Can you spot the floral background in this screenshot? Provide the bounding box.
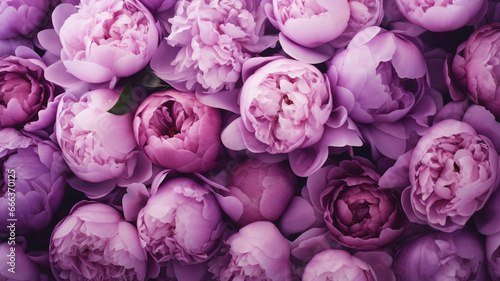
[0,0,500,280]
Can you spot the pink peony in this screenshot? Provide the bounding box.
[55,89,151,198]
[0,47,55,129]
[49,202,148,281]
[404,119,498,232]
[306,157,407,250]
[222,56,362,176]
[328,26,428,124]
[209,221,293,281]
[56,0,158,84]
[447,23,500,120]
[151,0,277,94]
[133,89,221,173]
[136,175,225,265]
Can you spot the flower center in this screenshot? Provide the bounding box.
[350,201,371,225]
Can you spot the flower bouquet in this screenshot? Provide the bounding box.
[1,0,500,280]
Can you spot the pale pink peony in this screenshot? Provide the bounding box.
[222,56,362,177]
[405,119,498,232]
[209,221,293,281]
[136,176,225,265]
[0,47,55,129]
[57,0,158,84]
[151,0,277,94]
[55,89,151,198]
[49,202,148,281]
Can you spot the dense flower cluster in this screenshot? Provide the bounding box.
[2,0,500,280]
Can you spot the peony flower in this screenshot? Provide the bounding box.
[215,159,297,226]
[54,0,158,84]
[393,229,487,281]
[0,0,50,39]
[0,47,55,129]
[401,119,498,232]
[447,23,500,120]
[395,0,485,32]
[239,57,331,154]
[328,26,428,125]
[330,0,384,48]
[306,157,407,250]
[0,128,67,234]
[327,26,443,160]
[222,56,362,177]
[208,221,293,281]
[150,0,277,94]
[55,89,151,198]
[136,174,225,265]
[49,202,148,281]
[302,249,377,281]
[271,0,350,48]
[133,89,221,173]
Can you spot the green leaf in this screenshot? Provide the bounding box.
[108,82,134,115]
[132,66,171,90]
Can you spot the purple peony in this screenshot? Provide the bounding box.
[0,0,50,39]
[222,56,362,177]
[136,174,225,265]
[49,202,148,281]
[328,26,428,125]
[271,0,350,48]
[306,157,407,250]
[55,0,158,84]
[0,128,66,234]
[55,89,150,198]
[302,249,377,281]
[208,221,292,281]
[150,0,277,94]
[393,229,487,281]
[0,47,55,129]
[215,159,297,226]
[395,0,485,32]
[403,119,498,232]
[447,23,500,119]
[133,89,221,173]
